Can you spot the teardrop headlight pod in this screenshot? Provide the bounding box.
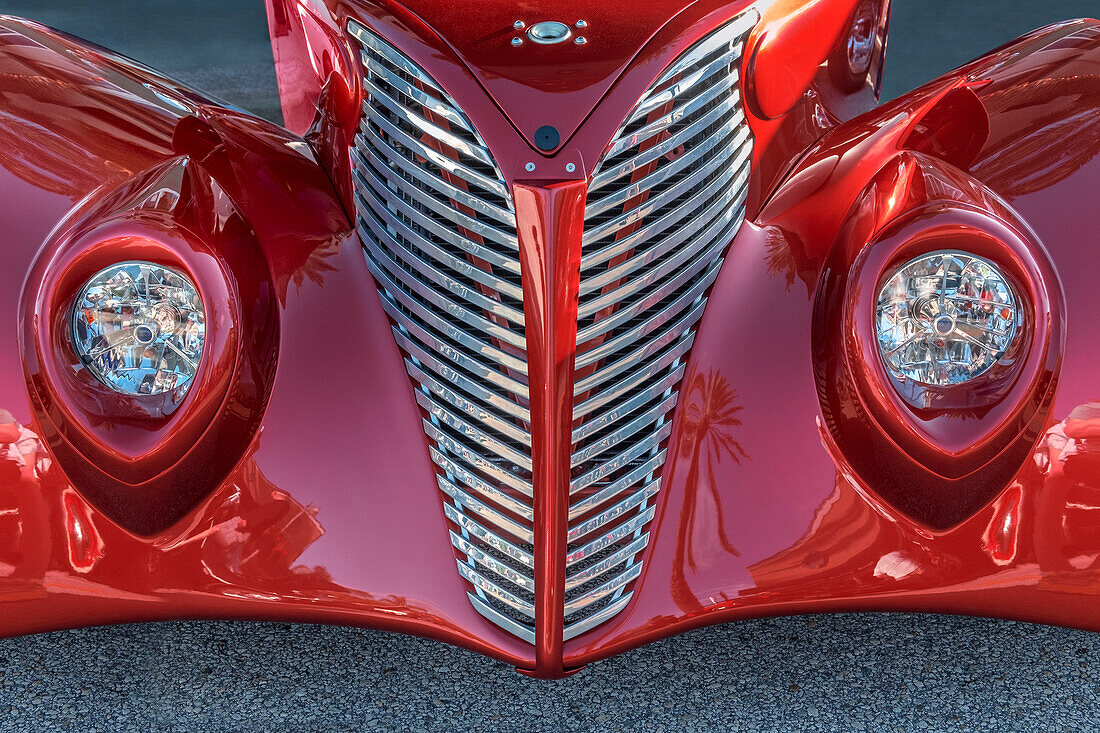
[875,251,1020,386]
[72,262,206,396]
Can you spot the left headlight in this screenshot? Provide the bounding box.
[875,250,1019,386]
[72,261,206,396]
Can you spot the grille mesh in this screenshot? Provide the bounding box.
[564,12,756,639]
[348,10,755,645]
[349,21,537,643]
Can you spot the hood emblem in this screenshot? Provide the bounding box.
[526,21,572,45]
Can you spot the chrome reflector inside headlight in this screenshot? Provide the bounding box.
[875,251,1019,386]
[72,262,205,396]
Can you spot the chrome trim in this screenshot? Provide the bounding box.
[349,19,537,642]
[358,192,522,300]
[444,504,534,568]
[563,562,642,615]
[360,54,473,133]
[355,128,514,224]
[564,12,756,636]
[564,534,650,590]
[355,144,518,249]
[349,11,756,643]
[563,594,634,642]
[567,483,661,542]
[348,23,444,93]
[567,507,657,566]
[457,562,536,619]
[467,593,536,644]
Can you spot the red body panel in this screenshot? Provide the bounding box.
[1,3,1099,677]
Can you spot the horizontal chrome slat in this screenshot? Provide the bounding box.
[567,482,661,543]
[444,503,534,569]
[363,227,527,350]
[567,506,657,566]
[438,475,534,543]
[426,423,532,496]
[349,21,445,95]
[576,246,727,346]
[457,562,535,619]
[357,127,514,225]
[571,366,684,444]
[432,446,533,509]
[451,532,535,592]
[581,131,750,271]
[647,11,757,90]
[574,271,711,368]
[574,302,704,393]
[416,391,532,471]
[578,203,742,319]
[602,77,741,163]
[432,452,533,529]
[579,158,749,307]
[360,205,523,325]
[410,363,531,447]
[583,108,740,220]
[569,456,665,517]
[573,338,693,420]
[364,78,495,168]
[563,593,633,641]
[627,45,742,125]
[564,561,643,616]
[570,391,678,468]
[364,253,529,375]
[571,422,673,493]
[380,299,530,398]
[357,193,522,301]
[467,592,535,644]
[583,129,747,249]
[589,105,742,195]
[420,394,533,471]
[355,143,518,250]
[363,105,510,199]
[564,534,650,591]
[355,155,520,274]
[362,51,473,133]
[394,330,530,420]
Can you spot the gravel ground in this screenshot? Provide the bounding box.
[1,1,1099,731]
[2,613,1100,731]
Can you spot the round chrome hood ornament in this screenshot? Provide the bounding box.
[527,21,572,45]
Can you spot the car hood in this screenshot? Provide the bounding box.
[380,0,708,151]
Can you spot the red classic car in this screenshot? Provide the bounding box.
[0,0,1097,677]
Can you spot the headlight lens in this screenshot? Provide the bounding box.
[875,251,1018,386]
[72,262,206,396]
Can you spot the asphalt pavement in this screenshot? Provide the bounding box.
[0,1,1099,730]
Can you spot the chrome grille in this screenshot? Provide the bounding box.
[348,21,538,644]
[565,12,756,639]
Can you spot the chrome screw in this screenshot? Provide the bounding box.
[565,162,576,173]
[511,37,523,46]
[575,20,588,28]
[514,20,526,30]
[525,162,536,172]
[575,36,587,45]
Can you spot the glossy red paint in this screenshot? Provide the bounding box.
[0,3,1099,679]
[514,181,587,676]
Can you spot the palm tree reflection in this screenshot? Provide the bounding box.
[671,368,748,610]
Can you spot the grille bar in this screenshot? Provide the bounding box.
[350,20,537,639]
[349,9,756,646]
[564,12,756,638]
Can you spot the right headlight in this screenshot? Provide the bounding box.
[72,261,206,396]
[874,250,1020,386]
